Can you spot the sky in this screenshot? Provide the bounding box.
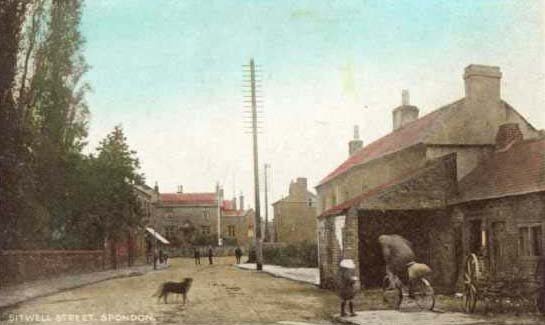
[80,0,545,214]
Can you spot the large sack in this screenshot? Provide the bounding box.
[407,262,432,280]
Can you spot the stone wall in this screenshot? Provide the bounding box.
[318,154,459,291]
[0,250,105,286]
[274,200,317,244]
[318,209,359,289]
[455,192,545,281]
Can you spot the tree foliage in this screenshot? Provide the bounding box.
[0,1,146,250]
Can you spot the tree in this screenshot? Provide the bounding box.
[87,126,145,266]
[28,0,90,247]
[0,0,38,249]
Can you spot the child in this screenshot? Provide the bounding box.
[337,259,359,317]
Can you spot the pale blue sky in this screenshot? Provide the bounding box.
[81,0,545,208]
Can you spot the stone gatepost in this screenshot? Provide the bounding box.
[342,207,361,288]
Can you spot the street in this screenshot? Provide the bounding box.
[1,257,338,325]
[2,257,543,325]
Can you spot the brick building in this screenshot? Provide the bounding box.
[273,178,317,243]
[316,64,543,291]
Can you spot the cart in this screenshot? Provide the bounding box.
[462,253,544,313]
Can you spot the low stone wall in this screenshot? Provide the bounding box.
[0,250,105,286]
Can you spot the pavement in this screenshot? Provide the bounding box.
[334,310,487,325]
[0,262,169,309]
[236,263,319,285]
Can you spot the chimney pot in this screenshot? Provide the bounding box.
[239,193,245,210]
[349,125,363,156]
[177,185,183,194]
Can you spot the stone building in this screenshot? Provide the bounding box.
[221,195,255,247]
[316,64,543,291]
[452,135,545,281]
[273,178,317,243]
[152,184,254,247]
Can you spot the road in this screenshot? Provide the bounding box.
[1,257,338,325]
[1,257,543,325]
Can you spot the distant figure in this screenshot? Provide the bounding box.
[208,246,214,265]
[194,248,201,265]
[337,259,358,317]
[235,247,243,264]
[159,249,164,264]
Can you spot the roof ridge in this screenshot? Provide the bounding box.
[421,98,465,142]
[318,98,465,186]
[320,154,456,217]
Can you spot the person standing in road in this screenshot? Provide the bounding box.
[208,246,214,265]
[194,247,201,265]
[235,247,243,264]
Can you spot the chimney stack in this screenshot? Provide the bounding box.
[177,185,183,194]
[495,123,523,151]
[349,125,363,156]
[154,181,159,193]
[464,65,501,102]
[232,197,237,210]
[392,90,419,130]
[239,193,244,210]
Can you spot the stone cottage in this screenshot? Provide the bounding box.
[152,184,254,247]
[221,195,255,247]
[273,177,317,243]
[316,64,543,291]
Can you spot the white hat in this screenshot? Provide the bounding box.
[340,259,355,269]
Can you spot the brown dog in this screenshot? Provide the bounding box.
[153,278,193,304]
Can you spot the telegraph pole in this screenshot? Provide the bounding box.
[264,163,270,242]
[243,58,263,270]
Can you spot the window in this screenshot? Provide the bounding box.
[308,198,313,207]
[165,226,176,239]
[201,226,211,235]
[532,226,543,256]
[519,225,543,257]
[470,220,483,253]
[228,225,236,237]
[202,209,210,220]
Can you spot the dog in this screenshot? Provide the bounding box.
[153,277,193,304]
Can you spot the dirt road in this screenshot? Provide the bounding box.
[2,257,338,324]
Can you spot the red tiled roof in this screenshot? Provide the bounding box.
[456,138,545,203]
[318,100,463,186]
[221,200,247,216]
[160,193,217,204]
[223,210,246,217]
[222,200,234,210]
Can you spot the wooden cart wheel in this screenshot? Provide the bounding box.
[462,254,480,313]
[535,260,545,314]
